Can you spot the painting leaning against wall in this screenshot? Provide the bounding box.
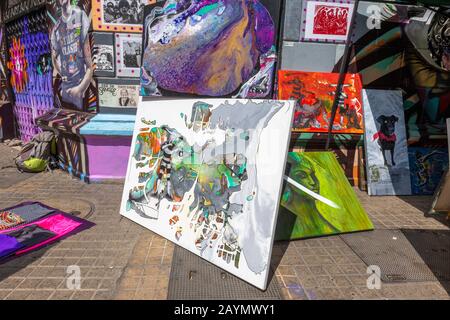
[363,89,412,196]
[275,151,373,241]
[120,98,295,290]
[408,147,449,196]
[278,70,364,133]
[140,0,282,99]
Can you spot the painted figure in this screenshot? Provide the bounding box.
[51,0,93,110]
[281,154,339,236]
[373,115,399,166]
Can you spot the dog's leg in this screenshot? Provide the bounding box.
[382,149,388,166]
[391,149,396,166]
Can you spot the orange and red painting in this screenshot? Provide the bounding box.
[278,70,364,134]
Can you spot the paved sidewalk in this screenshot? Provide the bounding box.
[0,143,448,300]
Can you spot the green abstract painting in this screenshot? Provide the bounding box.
[275,152,373,240]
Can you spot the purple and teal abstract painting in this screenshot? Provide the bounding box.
[140,0,281,98]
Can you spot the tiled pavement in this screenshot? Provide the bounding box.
[0,143,449,300]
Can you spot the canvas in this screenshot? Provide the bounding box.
[408,147,449,195]
[430,170,450,214]
[120,98,295,290]
[290,133,365,187]
[275,152,373,240]
[363,89,412,196]
[301,0,355,43]
[140,0,282,98]
[278,70,363,133]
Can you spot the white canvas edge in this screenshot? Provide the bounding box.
[119,98,295,290]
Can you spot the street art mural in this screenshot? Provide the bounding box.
[278,70,363,133]
[408,147,449,195]
[140,0,281,98]
[5,9,54,142]
[344,4,450,142]
[363,89,412,196]
[301,0,355,43]
[48,0,97,112]
[120,98,295,289]
[275,152,373,240]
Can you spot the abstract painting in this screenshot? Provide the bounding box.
[140,0,281,98]
[92,0,146,33]
[115,33,142,78]
[408,147,449,195]
[275,152,373,240]
[301,0,355,43]
[278,70,363,133]
[120,98,295,289]
[363,89,412,196]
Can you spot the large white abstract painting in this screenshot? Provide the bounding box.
[363,89,412,196]
[120,98,295,289]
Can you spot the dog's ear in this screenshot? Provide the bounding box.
[393,115,399,122]
[376,115,386,123]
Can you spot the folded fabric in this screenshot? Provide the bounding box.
[7,225,56,248]
[0,211,25,230]
[0,234,24,258]
[14,214,84,255]
[8,203,55,222]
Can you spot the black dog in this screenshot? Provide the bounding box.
[373,115,399,166]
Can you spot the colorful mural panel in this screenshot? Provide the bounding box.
[48,0,97,112]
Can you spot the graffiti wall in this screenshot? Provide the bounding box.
[343,3,449,144]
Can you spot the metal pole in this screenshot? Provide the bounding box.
[325,0,360,150]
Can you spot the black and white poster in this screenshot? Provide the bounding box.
[93,32,115,77]
[115,33,142,77]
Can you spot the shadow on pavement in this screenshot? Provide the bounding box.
[401,229,450,295]
[0,245,54,282]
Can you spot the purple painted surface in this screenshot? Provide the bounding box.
[85,135,132,180]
